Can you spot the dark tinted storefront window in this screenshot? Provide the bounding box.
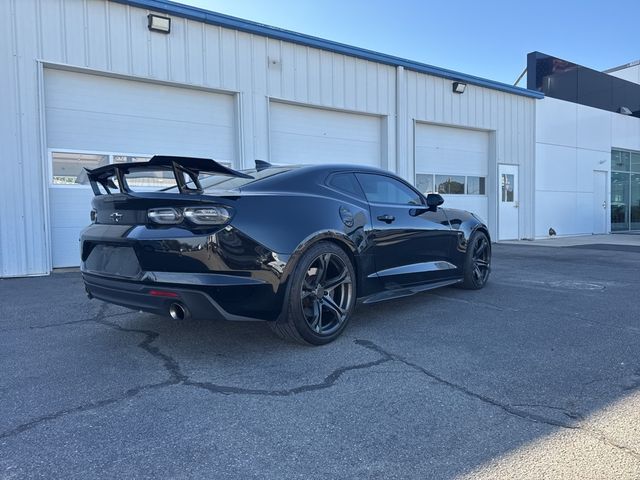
[528,52,640,118]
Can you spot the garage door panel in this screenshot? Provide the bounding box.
[49,188,92,267]
[416,124,489,153]
[271,135,380,165]
[49,188,94,229]
[271,104,380,141]
[415,124,489,176]
[47,109,236,161]
[45,70,233,126]
[415,145,486,176]
[50,227,83,268]
[270,102,381,166]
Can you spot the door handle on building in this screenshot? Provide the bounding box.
[514,201,519,208]
[602,201,607,209]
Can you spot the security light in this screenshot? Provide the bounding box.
[619,106,633,115]
[452,81,466,94]
[148,14,171,34]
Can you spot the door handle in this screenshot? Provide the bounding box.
[602,201,607,209]
[377,214,396,224]
[514,201,519,208]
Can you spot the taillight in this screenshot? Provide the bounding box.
[148,208,183,224]
[90,209,97,223]
[183,206,231,225]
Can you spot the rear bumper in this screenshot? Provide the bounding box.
[82,271,274,321]
[80,223,291,321]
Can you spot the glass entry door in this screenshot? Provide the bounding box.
[611,149,640,231]
[632,173,640,230]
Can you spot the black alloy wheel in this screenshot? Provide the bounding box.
[270,242,356,345]
[300,252,353,336]
[461,231,491,289]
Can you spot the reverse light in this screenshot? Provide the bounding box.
[183,206,231,225]
[148,207,182,224]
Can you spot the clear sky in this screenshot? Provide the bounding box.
[174,0,640,86]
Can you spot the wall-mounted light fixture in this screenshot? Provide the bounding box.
[452,81,466,94]
[619,106,632,115]
[148,14,171,34]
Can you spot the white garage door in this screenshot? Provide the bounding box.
[269,102,381,166]
[45,69,237,267]
[414,123,489,223]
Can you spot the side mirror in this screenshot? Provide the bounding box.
[426,193,444,208]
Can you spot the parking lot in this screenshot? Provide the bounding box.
[1,242,640,479]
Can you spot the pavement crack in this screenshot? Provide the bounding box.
[0,326,391,439]
[0,310,133,333]
[184,353,392,397]
[0,382,172,441]
[510,403,583,420]
[355,339,640,461]
[93,317,187,384]
[0,305,181,441]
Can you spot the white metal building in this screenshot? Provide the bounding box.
[529,53,640,237]
[1,0,541,277]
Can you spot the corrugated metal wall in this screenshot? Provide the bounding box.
[0,0,535,277]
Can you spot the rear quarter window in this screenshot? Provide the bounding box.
[327,173,365,200]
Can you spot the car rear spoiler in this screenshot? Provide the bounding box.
[85,155,253,195]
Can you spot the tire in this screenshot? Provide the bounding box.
[269,242,356,345]
[460,231,491,290]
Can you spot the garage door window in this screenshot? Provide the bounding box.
[466,176,486,195]
[415,174,434,195]
[435,175,465,195]
[416,173,485,195]
[51,151,152,186]
[52,152,109,185]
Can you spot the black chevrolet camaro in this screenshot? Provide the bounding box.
[80,156,491,345]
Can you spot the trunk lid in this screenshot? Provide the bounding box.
[90,192,238,225]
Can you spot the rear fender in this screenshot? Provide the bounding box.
[278,229,376,300]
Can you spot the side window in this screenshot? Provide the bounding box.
[355,173,423,205]
[327,173,365,199]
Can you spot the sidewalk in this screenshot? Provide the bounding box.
[500,233,640,248]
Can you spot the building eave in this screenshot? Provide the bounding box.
[113,0,544,99]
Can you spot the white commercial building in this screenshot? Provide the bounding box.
[529,53,640,237]
[2,1,638,278]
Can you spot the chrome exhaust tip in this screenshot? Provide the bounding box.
[168,302,189,321]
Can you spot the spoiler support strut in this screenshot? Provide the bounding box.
[85,155,252,195]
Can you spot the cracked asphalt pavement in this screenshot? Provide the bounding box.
[1,243,640,479]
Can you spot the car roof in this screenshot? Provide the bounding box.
[236,162,404,194]
[256,163,391,175]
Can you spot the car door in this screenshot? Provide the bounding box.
[355,172,457,288]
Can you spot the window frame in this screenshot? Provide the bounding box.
[414,172,487,196]
[49,148,153,189]
[48,148,233,188]
[355,172,426,207]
